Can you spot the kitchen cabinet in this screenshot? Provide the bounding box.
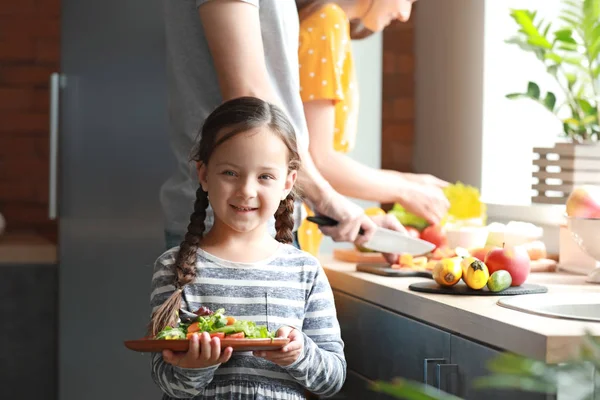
[447,334,552,400]
[333,290,555,400]
[333,290,451,383]
[0,264,57,399]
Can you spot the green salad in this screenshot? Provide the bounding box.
[155,307,275,340]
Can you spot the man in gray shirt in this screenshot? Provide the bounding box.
[160,0,383,250]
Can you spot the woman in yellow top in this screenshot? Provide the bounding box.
[296,0,449,225]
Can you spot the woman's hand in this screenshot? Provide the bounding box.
[162,332,233,369]
[253,326,304,367]
[402,173,449,188]
[395,177,450,226]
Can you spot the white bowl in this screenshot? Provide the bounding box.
[445,226,489,249]
[567,217,600,261]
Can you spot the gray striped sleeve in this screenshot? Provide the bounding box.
[282,261,347,397]
[149,251,219,398]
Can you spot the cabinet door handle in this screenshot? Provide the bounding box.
[423,358,446,385]
[436,363,459,395]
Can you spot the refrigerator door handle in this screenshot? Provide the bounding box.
[49,72,61,220]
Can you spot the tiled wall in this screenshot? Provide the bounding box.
[0,0,60,242]
[381,13,415,178]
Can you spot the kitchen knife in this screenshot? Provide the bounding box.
[306,215,436,256]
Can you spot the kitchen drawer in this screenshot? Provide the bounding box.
[333,290,451,383]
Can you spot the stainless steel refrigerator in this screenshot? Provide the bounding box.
[58,0,172,398]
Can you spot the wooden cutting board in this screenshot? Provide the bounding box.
[333,248,558,272]
[333,248,386,263]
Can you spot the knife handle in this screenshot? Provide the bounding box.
[306,216,366,235]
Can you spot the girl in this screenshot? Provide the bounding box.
[149,97,346,399]
[295,0,450,227]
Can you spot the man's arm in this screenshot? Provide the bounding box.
[197,0,375,242]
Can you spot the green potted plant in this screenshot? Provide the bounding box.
[503,0,600,204]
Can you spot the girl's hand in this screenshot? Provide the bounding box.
[253,326,303,367]
[162,332,233,369]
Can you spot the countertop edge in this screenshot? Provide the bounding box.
[321,255,591,364]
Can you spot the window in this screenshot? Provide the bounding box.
[481,0,568,208]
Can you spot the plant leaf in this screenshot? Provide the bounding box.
[545,52,563,63]
[544,92,557,111]
[563,56,585,65]
[527,82,541,99]
[577,98,595,115]
[473,375,557,394]
[582,114,598,125]
[485,352,551,378]
[547,64,560,77]
[558,42,580,51]
[589,25,600,59]
[554,28,577,44]
[370,379,463,400]
[510,9,541,37]
[564,117,582,128]
[565,72,578,87]
[506,93,528,99]
[528,36,553,49]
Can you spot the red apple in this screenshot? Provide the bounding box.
[406,226,420,239]
[484,244,531,286]
[420,225,447,249]
[566,185,600,218]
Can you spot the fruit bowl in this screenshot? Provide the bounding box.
[567,216,600,283]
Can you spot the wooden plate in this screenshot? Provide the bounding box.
[124,338,290,353]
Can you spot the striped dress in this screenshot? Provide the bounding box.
[150,244,346,399]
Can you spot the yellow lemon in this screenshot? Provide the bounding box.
[432,257,462,287]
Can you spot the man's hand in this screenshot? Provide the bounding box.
[313,190,377,243]
[368,214,408,264]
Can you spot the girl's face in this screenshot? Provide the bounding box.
[198,127,297,236]
[361,0,417,32]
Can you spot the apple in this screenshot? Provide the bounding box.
[406,226,420,239]
[470,245,498,262]
[484,244,531,286]
[420,225,447,249]
[566,185,600,218]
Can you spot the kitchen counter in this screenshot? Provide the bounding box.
[0,233,57,264]
[320,254,600,364]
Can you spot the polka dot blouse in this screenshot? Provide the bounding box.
[299,4,358,154]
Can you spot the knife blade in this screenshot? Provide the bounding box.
[306,215,436,256]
